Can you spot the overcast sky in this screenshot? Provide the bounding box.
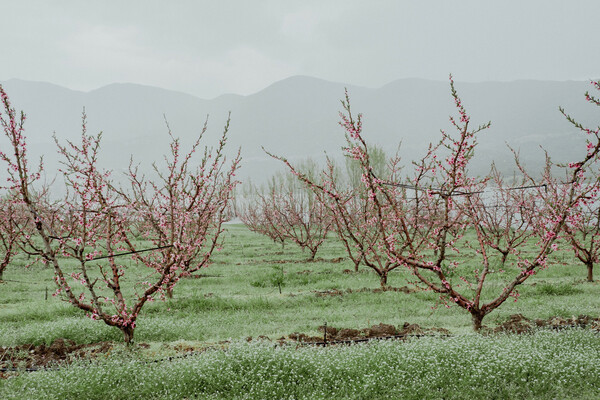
[2,0,599,98]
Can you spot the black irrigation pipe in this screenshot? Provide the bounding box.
[295,333,453,347]
[184,274,224,278]
[376,181,484,196]
[505,184,548,192]
[144,350,208,365]
[0,366,60,373]
[0,352,204,373]
[92,245,173,260]
[0,279,45,285]
[370,171,548,196]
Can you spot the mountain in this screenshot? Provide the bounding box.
[0,76,595,185]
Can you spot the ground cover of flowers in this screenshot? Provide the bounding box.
[1,330,599,399]
[1,225,600,398]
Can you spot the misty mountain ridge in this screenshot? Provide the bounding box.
[0,76,595,186]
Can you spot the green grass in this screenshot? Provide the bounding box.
[0,224,599,398]
[1,330,599,399]
[2,224,598,345]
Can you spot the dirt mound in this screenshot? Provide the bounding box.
[314,289,345,297]
[0,338,114,372]
[366,323,397,337]
[399,322,425,335]
[337,328,361,339]
[287,322,445,344]
[297,269,312,275]
[287,332,323,343]
[429,327,452,335]
[494,314,600,334]
[372,286,415,294]
[313,286,415,297]
[493,314,535,334]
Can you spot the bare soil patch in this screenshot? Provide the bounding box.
[312,286,415,297]
[493,314,600,334]
[297,269,313,275]
[4,314,596,377]
[0,338,116,373]
[286,322,450,344]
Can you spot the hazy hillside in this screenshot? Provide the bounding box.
[0,76,595,185]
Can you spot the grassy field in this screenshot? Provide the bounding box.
[1,224,599,399]
[2,331,600,399]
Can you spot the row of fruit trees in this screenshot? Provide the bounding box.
[1,78,599,341]
[247,77,600,330]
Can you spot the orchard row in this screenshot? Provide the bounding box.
[242,77,600,331]
[1,78,599,342]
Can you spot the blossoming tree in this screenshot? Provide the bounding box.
[0,84,239,343]
[271,77,600,330]
[241,166,331,261]
[559,81,600,282]
[471,166,541,267]
[124,117,240,298]
[300,157,403,286]
[0,192,25,280]
[562,195,600,282]
[238,184,287,247]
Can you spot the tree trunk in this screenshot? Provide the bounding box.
[308,247,318,261]
[121,325,135,345]
[0,259,8,280]
[500,251,509,266]
[379,272,388,288]
[165,276,176,298]
[586,261,594,282]
[354,259,360,272]
[471,311,484,332]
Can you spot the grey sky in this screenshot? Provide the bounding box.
[2,0,599,98]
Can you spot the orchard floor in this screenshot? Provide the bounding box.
[1,224,599,399]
